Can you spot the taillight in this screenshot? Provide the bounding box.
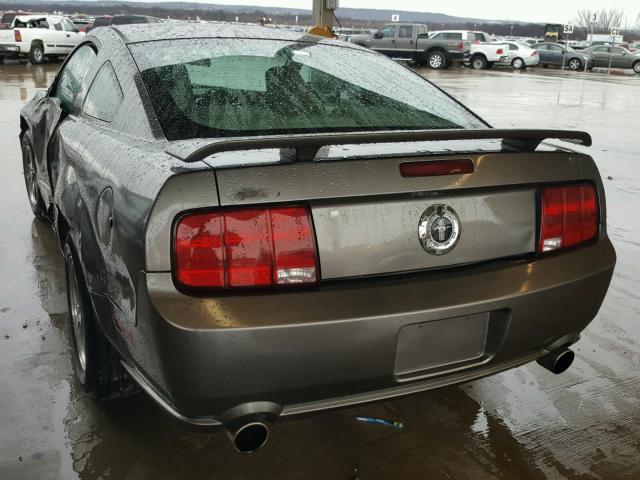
[174,206,317,288]
[539,184,598,253]
[496,48,504,55]
[14,30,22,42]
[531,51,538,56]
[458,42,464,50]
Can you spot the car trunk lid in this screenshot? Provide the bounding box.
[211,148,583,280]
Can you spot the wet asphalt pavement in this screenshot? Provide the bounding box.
[0,62,639,480]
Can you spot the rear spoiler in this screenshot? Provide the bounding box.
[166,129,592,163]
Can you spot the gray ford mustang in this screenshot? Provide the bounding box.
[20,23,615,453]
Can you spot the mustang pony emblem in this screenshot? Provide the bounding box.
[418,204,461,255]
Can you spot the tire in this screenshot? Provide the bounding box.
[64,239,137,399]
[633,61,640,74]
[427,51,446,70]
[471,54,487,70]
[512,57,525,70]
[21,131,48,220]
[28,42,45,64]
[568,58,582,71]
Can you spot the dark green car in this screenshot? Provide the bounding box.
[583,45,640,73]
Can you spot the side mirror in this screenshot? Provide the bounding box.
[373,31,383,39]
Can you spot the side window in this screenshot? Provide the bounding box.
[34,19,49,29]
[444,33,462,40]
[611,47,624,54]
[54,21,62,31]
[62,19,76,32]
[508,43,518,51]
[83,62,123,122]
[54,45,97,112]
[381,25,396,38]
[398,26,413,38]
[431,33,444,39]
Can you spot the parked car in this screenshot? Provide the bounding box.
[582,45,640,73]
[430,30,509,70]
[0,15,84,64]
[110,15,162,25]
[20,23,615,453]
[530,42,593,70]
[335,27,370,42]
[502,41,539,69]
[70,16,93,34]
[349,23,470,69]
[85,15,111,33]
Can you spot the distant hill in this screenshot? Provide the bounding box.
[3,0,531,25]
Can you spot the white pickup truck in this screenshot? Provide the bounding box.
[0,15,83,64]
[429,30,509,70]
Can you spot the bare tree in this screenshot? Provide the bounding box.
[572,8,627,34]
[596,8,626,32]
[573,9,594,31]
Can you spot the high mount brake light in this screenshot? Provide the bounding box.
[399,159,474,177]
[539,184,598,253]
[174,206,318,288]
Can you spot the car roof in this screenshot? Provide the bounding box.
[112,22,349,47]
[14,14,66,21]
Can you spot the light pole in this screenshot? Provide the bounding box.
[510,25,514,37]
[312,0,335,28]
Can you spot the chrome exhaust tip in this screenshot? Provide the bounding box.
[229,421,270,454]
[537,348,575,374]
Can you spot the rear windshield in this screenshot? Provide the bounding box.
[130,37,486,140]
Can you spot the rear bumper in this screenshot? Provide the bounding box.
[448,52,469,62]
[0,44,19,56]
[131,238,615,426]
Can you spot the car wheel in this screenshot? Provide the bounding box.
[28,43,45,65]
[21,132,47,220]
[428,51,446,70]
[471,55,487,70]
[512,57,525,70]
[633,61,640,74]
[568,58,582,70]
[64,239,137,399]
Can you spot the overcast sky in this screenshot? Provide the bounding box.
[178,0,639,24]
